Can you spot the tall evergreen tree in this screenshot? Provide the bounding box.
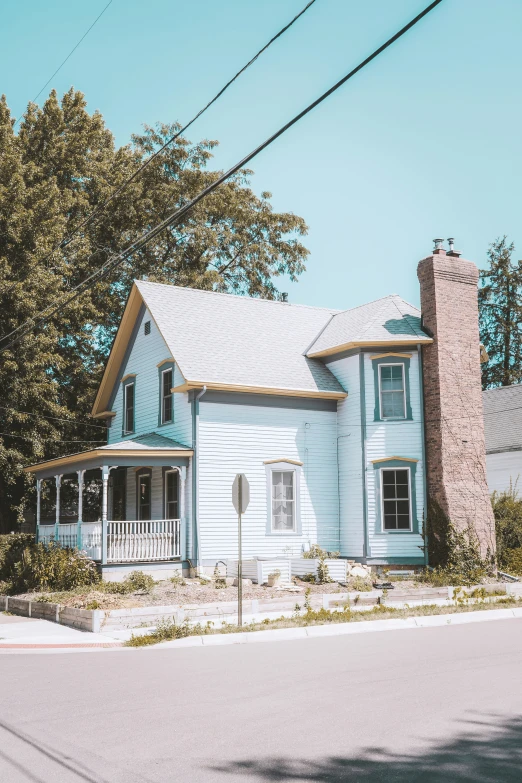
[0,90,309,531]
[479,236,522,389]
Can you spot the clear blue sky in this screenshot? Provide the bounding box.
[2,0,521,310]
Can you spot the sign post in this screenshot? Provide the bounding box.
[232,473,250,627]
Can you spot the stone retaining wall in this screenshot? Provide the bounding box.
[2,583,522,633]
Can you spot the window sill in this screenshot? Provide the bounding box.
[377,529,419,535]
[265,531,301,537]
[157,421,174,428]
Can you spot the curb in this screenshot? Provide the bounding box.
[0,642,122,650]
[152,607,522,650]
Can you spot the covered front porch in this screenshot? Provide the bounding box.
[24,434,193,571]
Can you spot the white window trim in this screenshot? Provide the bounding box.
[161,367,174,424]
[123,381,135,435]
[378,362,406,420]
[264,460,302,536]
[380,466,413,532]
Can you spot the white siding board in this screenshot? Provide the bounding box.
[486,451,522,494]
[198,402,338,561]
[327,354,364,557]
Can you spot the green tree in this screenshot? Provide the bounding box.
[479,236,522,389]
[0,89,309,531]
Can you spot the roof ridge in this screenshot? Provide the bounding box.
[135,279,340,314]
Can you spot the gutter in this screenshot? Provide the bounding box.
[191,385,207,570]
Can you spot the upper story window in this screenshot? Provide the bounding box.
[123,382,135,434]
[161,368,173,424]
[379,363,406,419]
[382,468,411,530]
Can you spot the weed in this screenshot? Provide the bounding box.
[85,600,101,610]
[170,572,186,588]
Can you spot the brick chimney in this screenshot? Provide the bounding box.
[417,239,495,562]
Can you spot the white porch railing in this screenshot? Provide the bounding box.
[107,519,181,563]
[36,519,181,563]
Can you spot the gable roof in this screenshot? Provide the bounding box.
[92,282,431,417]
[483,384,522,454]
[306,295,430,358]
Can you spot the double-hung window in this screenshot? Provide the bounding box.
[164,469,179,519]
[379,364,406,419]
[124,382,135,434]
[161,368,173,424]
[271,471,295,532]
[382,468,411,530]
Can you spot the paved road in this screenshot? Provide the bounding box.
[1,620,522,782]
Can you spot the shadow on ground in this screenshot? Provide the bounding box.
[211,713,522,782]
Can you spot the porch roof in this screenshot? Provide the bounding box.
[24,433,193,479]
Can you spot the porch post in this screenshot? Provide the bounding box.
[36,479,42,543]
[101,465,109,565]
[77,469,85,549]
[54,474,62,543]
[179,467,186,560]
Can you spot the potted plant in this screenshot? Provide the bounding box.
[267,569,282,587]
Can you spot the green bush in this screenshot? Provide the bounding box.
[492,484,522,569]
[99,571,155,595]
[502,548,522,575]
[0,539,99,595]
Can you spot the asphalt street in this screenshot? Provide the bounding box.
[1,619,522,782]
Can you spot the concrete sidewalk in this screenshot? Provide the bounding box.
[0,612,121,649]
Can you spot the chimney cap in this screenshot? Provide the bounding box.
[433,238,446,255]
[447,237,461,257]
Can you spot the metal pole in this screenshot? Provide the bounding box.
[238,475,243,627]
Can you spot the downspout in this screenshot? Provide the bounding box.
[417,343,429,566]
[191,385,207,571]
[359,352,369,560]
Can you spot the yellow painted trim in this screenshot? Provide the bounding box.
[24,448,194,474]
[307,339,432,359]
[157,357,176,368]
[91,411,116,420]
[120,373,137,384]
[369,352,412,360]
[263,458,304,466]
[171,381,347,400]
[371,456,419,464]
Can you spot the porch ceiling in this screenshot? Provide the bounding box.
[24,433,193,480]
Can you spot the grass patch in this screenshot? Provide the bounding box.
[124,594,520,647]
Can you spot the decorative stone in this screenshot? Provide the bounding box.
[348,565,371,579]
[233,578,253,587]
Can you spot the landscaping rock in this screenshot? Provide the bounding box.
[233,578,253,587]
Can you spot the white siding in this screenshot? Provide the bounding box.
[364,350,425,560]
[326,354,364,557]
[486,451,522,494]
[197,402,338,561]
[108,307,192,448]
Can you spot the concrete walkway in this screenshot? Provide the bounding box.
[0,612,121,649]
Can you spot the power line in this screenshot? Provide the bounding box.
[0,0,444,355]
[5,0,317,292]
[0,431,104,444]
[13,1,113,129]
[0,406,107,429]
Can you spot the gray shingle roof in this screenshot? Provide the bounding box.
[483,384,522,453]
[306,295,428,357]
[136,281,345,395]
[101,433,191,451]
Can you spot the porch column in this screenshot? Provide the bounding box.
[101,465,109,565]
[178,466,187,560]
[36,479,42,543]
[54,474,62,543]
[77,470,85,550]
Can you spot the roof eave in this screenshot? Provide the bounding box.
[171,380,347,400]
[306,338,432,359]
[24,447,194,475]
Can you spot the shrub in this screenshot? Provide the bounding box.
[124,571,154,593]
[502,548,522,575]
[1,540,99,595]
[492,484,522,569]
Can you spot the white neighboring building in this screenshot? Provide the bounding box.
[484,384,522,494]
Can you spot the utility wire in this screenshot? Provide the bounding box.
[0,406,107,429]
[13,1,113,129]
[0,0,444,355]
[6,0,317,290]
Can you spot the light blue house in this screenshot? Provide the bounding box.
[26,278,433,576]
